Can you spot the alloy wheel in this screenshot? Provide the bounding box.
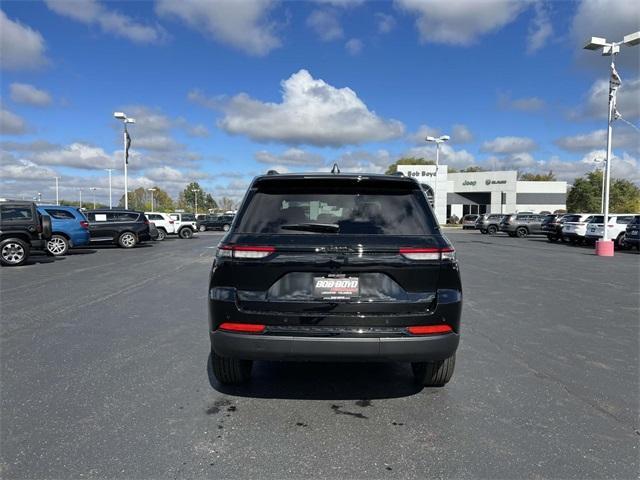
[2,243,25,264]
[121,233,136,248]
[47,236,67,255]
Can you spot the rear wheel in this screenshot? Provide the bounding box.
[179,228,193,239]
[211,353,252,384]
[46,234,69,256]
[487,225,498,235]
[222,224,230,232]
[480,229,487,234]
[118,232,137,248]
[156,229,166,241]
[615,233,627,250]
[412,354,456,387]
[547,234,557,243]
[0,239,29,266]
[199,224,207,232]
[516,227,528,238]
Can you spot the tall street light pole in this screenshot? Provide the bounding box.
[191,188,199,216]
[90,187,97,209]
[148,188,157,211]
[113,112,135,210]
[54,176,60,205]
[105,169,114,209]
[584,31,640,256]
[79,189,83,209]
[425,135,450,224]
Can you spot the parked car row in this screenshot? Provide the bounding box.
[0,199,204,266]
[472,211,640,250]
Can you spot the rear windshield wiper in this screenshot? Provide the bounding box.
[280,223,340,233]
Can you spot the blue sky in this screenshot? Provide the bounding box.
[1,0,639,204]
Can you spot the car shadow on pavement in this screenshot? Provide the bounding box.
[207,354,423,400]
[20,255,64,266]
[68,248,98,255]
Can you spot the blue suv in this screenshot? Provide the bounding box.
[37,205,90,256]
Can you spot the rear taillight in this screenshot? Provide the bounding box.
[399,246,455,261]
[407,325,452,335]
[144,219,150,225]
[169,220,174,224]
[218,322,265,333]
[217,245,276,259]
[80,220,89,229]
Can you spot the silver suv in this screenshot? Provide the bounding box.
[499,213,546,238]
[477,213,508,235]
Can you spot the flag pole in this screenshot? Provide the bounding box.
[123,124,128,210]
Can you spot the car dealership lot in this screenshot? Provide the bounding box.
[0,231,638,479]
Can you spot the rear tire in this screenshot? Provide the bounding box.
[516,227,528,238]
[179,228,193,239]
[615,233,627,250]
[0,238,29,266]
[46,234,69,256]
[211,353,252,384]
[412,354,456,387]
[487,225,498,235]
[156,229,166,241]
[223,224,230,232]
[118,232,138,248]
[199,225,207,232]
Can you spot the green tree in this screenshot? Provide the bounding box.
[385,157,435,174]
[460,165,487,173]
[518,170,556,181]
[116,186,174,211]
[180,182,208,213]
[204,193,218,212]
[567,170,640,213]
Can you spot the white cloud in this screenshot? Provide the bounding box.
[571,0,640,69]
[554,128,639,153]
[33,142,118,170]
[212,69,404,147]
[451,124,474,144]
[573,77,640,120]
[527,2,553,54]
[396,0,528,46]
[0,107,28,135]
[498,92,546,112]
[345,38,363,55]
[9,83,52,107]
[335,150,394,173]
[45,0,166,43]
[307,9,343,41]
[375,12,396,34]
[407,124,441,144]
[0,10,48,71]
[405,144,476,169]
[255,148,326,167]
[314,0,365,6]
[481,136,538,154]
[0,160,56,180]
[156,0,280,56]
[186,124,210,138]
[485,152,538,170]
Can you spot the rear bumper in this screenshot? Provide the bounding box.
[211,330,459,362]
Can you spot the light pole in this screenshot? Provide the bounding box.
[592,158,606,213]
[105,169,114,209]
[90,187,98,209]
[148,188,157,211]
[79,188,83,209]
[584,31,640,256]
[425,135,450,223]
[191,188,199,216]
[113,112,136,209]
[54,177,60,205]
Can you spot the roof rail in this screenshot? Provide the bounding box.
[266,169,279,175]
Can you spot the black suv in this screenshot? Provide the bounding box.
[0,200,52,266]
[198,214,235,232]
[541,213,567,242]
[86,209,151,248]
[208,173,462,387]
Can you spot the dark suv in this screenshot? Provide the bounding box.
[86,209,151,248]
[208,173,462,387]
[500,213,545,238]
[198,214,235,232]
[0,200,52,266]
[541,213,567,242]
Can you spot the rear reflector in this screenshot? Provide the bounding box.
[219,322,265,333]
[218,245,275,259]
[407,325,452,335]
[80,220,89,229]
[400,247,455,261]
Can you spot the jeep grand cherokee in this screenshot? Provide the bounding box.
[208,173,462,387]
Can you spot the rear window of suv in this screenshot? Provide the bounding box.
[236,181,437,235]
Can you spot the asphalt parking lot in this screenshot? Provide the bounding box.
[1,230,638,479]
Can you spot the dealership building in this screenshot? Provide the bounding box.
[397,165,567,224]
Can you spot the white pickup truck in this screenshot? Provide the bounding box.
[169,213,198,239]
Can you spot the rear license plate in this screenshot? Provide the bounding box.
[314,276,359,300]
[632,230,638,235]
